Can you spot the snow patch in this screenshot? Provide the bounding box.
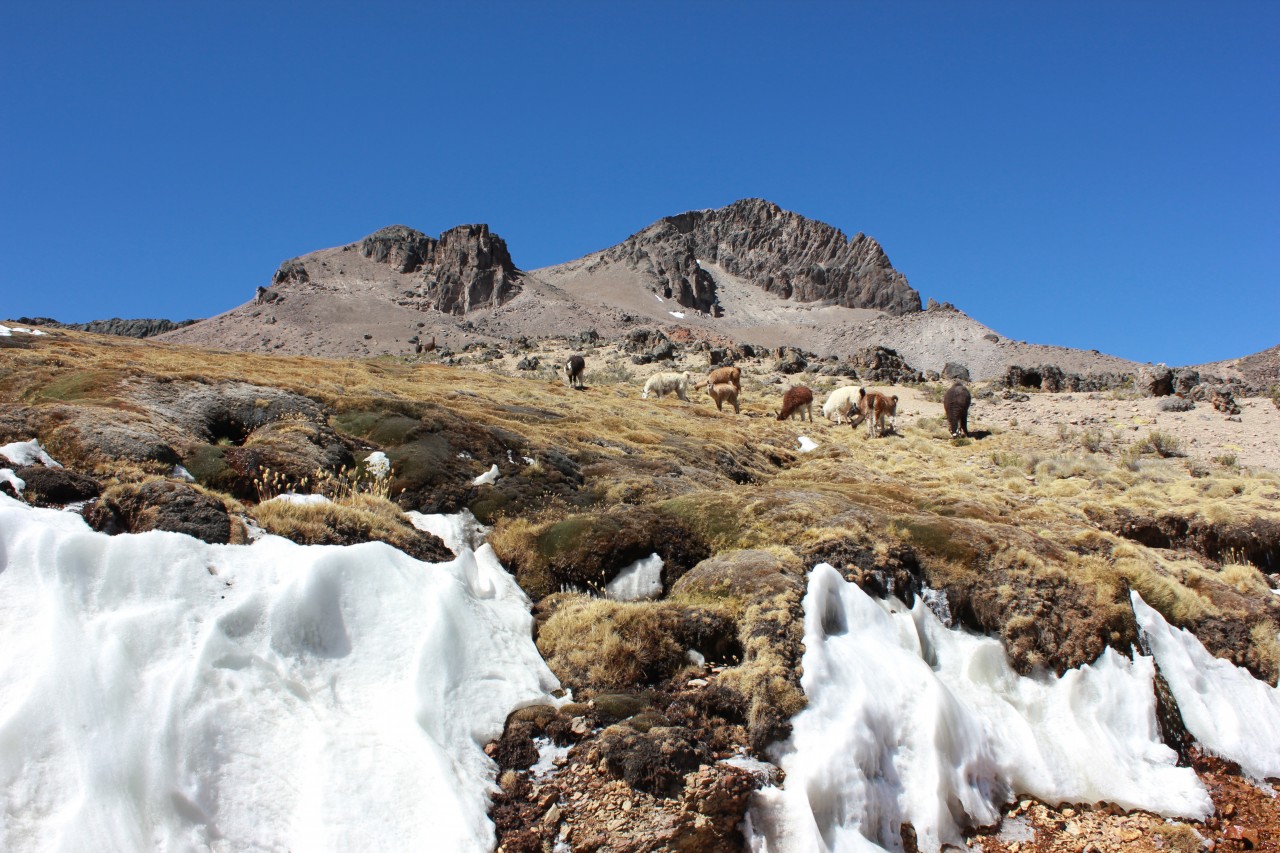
[363,451,391,479]
[747,564,1210,853]
[529,736,572,780]
[265,492,332,506]
[0,494,560,851]
[669,311,686,319]
[406,509,490,556]
[0,439,62,468]
[796,436,818,453]
[1132,590,1280,780]
[0,325,48,337]
[472,464,500,486]
[1,469,25,495]
[605,553,664,601]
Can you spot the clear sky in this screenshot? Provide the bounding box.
[3,2,1276,366]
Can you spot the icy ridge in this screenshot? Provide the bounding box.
[0,494,559,852]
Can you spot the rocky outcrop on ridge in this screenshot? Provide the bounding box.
[16,317,197,338]
[361,223,522,315]
[590,198,921,316]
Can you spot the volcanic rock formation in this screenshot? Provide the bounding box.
[359,223,521,314]
[588,198,921,315]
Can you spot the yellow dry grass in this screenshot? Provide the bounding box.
[5,328,1279,678]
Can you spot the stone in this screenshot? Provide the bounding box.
[84,480,232,544]
[1146,367,1175,397]
[942,362,970,382]
[271,259,309,286]
[775,353,807,375]
[13,465,101,506]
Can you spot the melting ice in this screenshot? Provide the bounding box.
[1132,590,1280,780]
[747,564,1212,853]
[0,494,560,852]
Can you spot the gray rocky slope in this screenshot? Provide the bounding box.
[151,199,1258,381]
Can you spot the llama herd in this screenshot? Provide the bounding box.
[560,353,973,440]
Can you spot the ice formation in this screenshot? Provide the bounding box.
[1132,590,1280,780]
[0,494,560,852]
[605,553,665,601]
[747,564,1211,853]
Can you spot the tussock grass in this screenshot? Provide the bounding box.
[252,493,437,555]
[8,328,1280,684]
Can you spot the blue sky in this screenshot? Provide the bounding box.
[3,2,1276,366]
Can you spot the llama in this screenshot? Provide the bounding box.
[822,386,864,424]
[777,385,814,421]
[855,390,898,437]
[564,354,586,389]
[642,371,691,401]
[707,365,742,390]
[707,382,740,414]
[943,381,971,437]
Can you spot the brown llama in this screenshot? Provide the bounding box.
[943,381,971,437]
[707,382,740,413]
[777,385,814,421]
[564,354,586,389]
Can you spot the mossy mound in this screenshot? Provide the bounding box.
[492,506,711,599]
[535,597,738,692]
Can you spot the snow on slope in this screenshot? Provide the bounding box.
[747,564,1212,853]
[1133,590,1280,780]
[0,494,560,852]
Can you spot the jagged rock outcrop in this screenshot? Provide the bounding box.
[361,224,522,315]
[270,260,310,287]
[360,225,436,273]
[16,317,197,338]
[592,198,921,316]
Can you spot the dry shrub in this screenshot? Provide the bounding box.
[252,492,449,561]
[1220,558,1272,597]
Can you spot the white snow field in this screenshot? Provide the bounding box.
[1132,590,1280,780]
[0,494,560,852]
[747,564,1214,853]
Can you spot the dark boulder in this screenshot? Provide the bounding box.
[84,481,232,544]
[271,259,310,286]
[1146,368,1175,397]
[14,465,102,506]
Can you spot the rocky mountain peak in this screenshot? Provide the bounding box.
[360,225,436,274]
[597,198,921,316]
[426,224,520,315]
[265,223,522,316]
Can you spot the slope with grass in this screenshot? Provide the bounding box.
[2,327,1279,851]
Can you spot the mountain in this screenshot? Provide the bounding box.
[156,200,941,361]
[152,199,1259,382]
[540,197,921,316]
